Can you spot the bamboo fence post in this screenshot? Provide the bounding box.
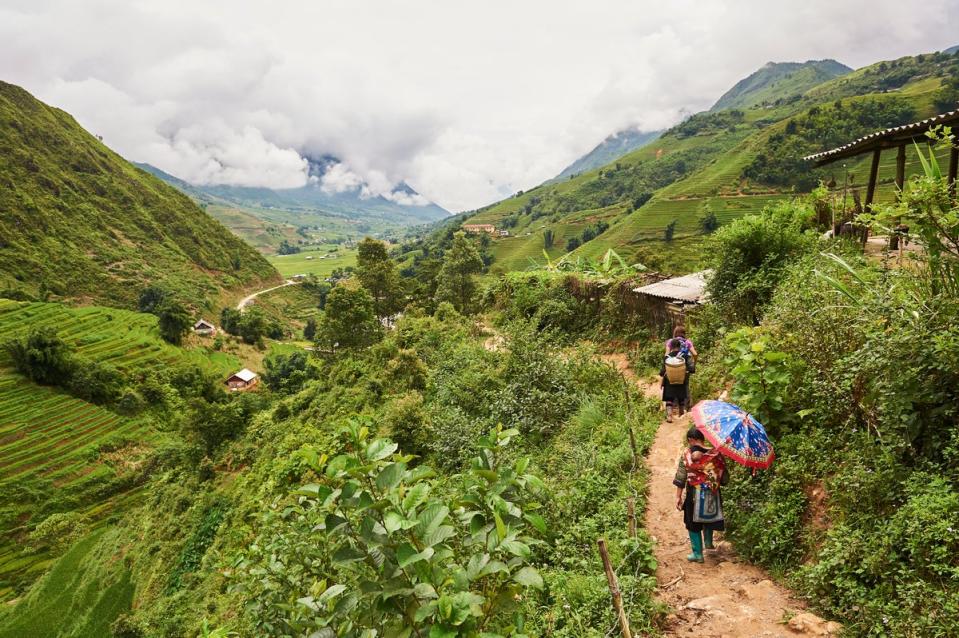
[627,497,637,538]
[597,538,633,638]
[628,426,639,468]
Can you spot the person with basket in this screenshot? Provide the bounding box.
[660,337,693,422]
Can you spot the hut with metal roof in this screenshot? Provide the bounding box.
[632,270,711,328]
[804,110,959,215]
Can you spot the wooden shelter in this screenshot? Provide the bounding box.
[225,368,258,392]
[804,110,959,212]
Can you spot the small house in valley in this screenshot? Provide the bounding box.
[226,368,258,392]
[463,223,496,234]
[193,319,216,336]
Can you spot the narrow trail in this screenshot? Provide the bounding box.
[599,353,840,637]
[236,279,299,311]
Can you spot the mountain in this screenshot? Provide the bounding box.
[710,59,852,112]
[551,129,662,182]
[945,44,959,55]
[141,155,449,227]
[439,50,957,274]
[0,81,278,309]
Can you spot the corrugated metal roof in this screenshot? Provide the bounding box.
[231,368,257,382]
[632,270,711,303]
[803,110,959,165]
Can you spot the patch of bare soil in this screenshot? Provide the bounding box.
[628,373,840,637]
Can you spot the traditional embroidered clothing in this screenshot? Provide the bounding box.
[673,444,726,533]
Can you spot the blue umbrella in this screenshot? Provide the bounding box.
[690,400,775,469]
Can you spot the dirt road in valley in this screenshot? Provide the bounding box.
[599,353,840,637]
[236,279,299,311]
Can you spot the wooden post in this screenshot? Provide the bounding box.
[628,427,639,468]
[890,144,907,250]
[949,146,958,202]
[598,539,633,638]
[865,148,881,212]
[895,145,907,195]
[627,497,637,538]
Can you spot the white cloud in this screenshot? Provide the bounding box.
[1,0,956,211]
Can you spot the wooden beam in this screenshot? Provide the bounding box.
[949,146,958,201]
[865,148,881,211]
[895,145,906,197]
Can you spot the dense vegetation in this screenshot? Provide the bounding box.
[0,82,278,310]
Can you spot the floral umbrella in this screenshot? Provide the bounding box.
[690,400,775,469]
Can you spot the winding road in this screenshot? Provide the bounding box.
[236,279,300,311]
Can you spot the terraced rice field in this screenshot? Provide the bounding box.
[0,300,239,599]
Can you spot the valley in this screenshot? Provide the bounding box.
[0,27,957,638]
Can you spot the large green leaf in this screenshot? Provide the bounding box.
[376,462,406,492]
[512,566,544,590]
[366,439,399,462]
[396,543,434,568]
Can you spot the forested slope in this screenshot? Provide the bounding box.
[0,82,279,310]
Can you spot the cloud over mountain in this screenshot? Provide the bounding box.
[1,0,956,211]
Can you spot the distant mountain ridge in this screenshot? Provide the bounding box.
[140,155,449,226]
[711,59,852,111]
[0,81,278,309]
[945,44,959,55]
[550,128,662,182]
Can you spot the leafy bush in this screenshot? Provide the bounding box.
[237,422,546,637]
[705,199,817,323]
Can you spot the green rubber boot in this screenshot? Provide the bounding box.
[687,530,704,562]
[703,528,715,550]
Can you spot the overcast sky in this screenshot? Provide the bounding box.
[2,1,957,211]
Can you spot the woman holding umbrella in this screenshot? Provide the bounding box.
[673,427,727,562]
[673,400,776,563]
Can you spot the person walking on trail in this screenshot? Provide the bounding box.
[660,338,692,422]
[673,427,728,563]
[665,325,696,409]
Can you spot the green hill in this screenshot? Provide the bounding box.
[711,59,852,111]
[0,82,279,310]
[443,50,957,274]
[0,299,242,599]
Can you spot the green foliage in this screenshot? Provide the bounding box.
[663,219,677,241]
[705,199,817,323]
[303,317,317,341]
[156,298,193,345]
[237,422,545,637]
[5,326,75,385]
[166,500,229,593]
[543,228,555,249]
[0,81,276,309]
[724,327,792,430]
[355,237,403,319]
[262,350,318,394]
[744,97,916,190]
[435,232,485,314]
[317,281,383,353]
[698,204,719,234]
[27,512,89,553]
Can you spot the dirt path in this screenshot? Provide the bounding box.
[607,355,840,637]
[236,279,299,311]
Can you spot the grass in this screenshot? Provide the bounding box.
[0,299,241,599]
[0,82,279,311]
[268,246,358,278]
[0,527,133,638]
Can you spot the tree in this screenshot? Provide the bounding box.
[138,285,168,314]
[566,237,581,252]
[262,351,316,394]
[303,317,317,341]
[220,308,241,335]
[434,232,484,313]
[355,237,402,319]
[316,281,382,353]
[156,299,192,345]
[664,219,677,241]
[5,327,75,385]
[698,205,719,234]
[238,308,269,345]
[543,228,555,249]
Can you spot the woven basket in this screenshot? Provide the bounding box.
[664,357,687,384]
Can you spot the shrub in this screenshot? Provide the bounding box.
[28,512,88,552]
